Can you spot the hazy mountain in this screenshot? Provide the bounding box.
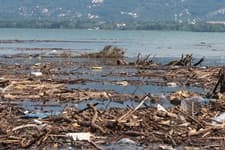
[1,0,225,23]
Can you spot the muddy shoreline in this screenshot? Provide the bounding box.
[0,48,225,149]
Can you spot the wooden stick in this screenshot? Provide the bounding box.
[88,103,106,134]
[117,94,150,122]
[193,57,205,66]
[201,137,225,140]
[12,124,41,132]
[176,108,205,128]
[189,123,225,136]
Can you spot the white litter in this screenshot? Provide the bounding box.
[31,71,43,77]
[212,112,225,125]
[115,81,129,86]
[159,144,175,150]
[33,119,43,125]
[34,63,41,66]
[167,82,177,87]
[66,132,92,141]
[117,138,136,145]
[24,110,29,114]
[91,66,103,70]
[51,50,57,53]
[157,104,167,112]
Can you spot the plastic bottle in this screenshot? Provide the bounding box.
[180,96,210,114]
[212,112,225,125]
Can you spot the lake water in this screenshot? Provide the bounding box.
[0,28,225,63]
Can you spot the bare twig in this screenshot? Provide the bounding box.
[88,103,106,134]
[117,93,150,122]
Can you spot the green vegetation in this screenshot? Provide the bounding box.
[1,0,225,22]
[0,20,225,32]
[1,0,225,32]
[133,22,225,32]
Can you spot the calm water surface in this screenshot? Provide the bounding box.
[0,28,225,59]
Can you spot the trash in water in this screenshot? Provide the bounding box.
[91,66,103,70]
[167,82,177,87]
[33,119,43,125]
[212,112,225,125]
[21,111,61,119]
[34,63,41,66]
[148,93,174,109]
[180,96,209,114]
[102,138,144,150]
[114,81,129,86]
[159,144,175,150]
[156,104,167,112]
[51,50,57,53]
[117,138,136,145]
[31,71,43,77]
[22,112,48,119]
[66,132,93,141]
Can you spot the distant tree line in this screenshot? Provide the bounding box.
[131,22,225,32]
[0,20,225,32]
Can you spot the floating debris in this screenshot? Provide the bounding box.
[81,45,125,58]
[31,71,43,77]
[0,50,225,149]
[180,96,209,114]
[167,82,177,87]
[212,112,225,125]
[66,132,93,141]
[91,66,103,70]
[114,81,129,86]
[117,138,136,145]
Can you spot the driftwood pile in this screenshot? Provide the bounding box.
[0,79,134,102]
[134,53,155,66]
[167,54,205,67]
[1,93,225,149]
[1,49,225,149]
[0,52,221,101]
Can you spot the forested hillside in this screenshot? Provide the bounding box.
[1,0,225,22]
